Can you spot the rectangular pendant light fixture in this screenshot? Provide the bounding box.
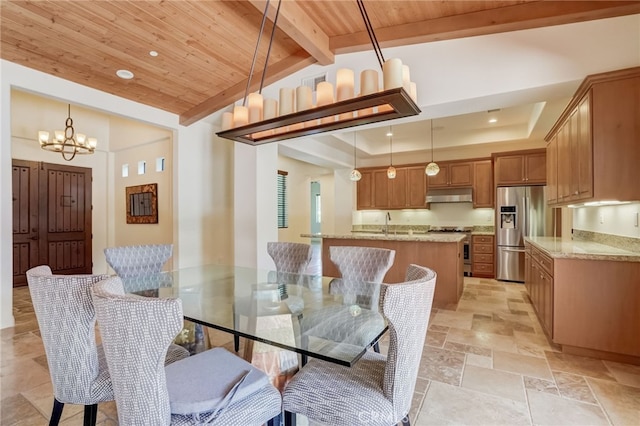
[216,87,420,145]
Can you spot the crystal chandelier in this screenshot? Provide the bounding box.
[38,104,97,161]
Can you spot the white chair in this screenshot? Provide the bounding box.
[283,264,437,426]
[233,242,313,352]
[299,246,395,359]
[104,243,203,355]
[26,265,113,426]
[92,276,282,425]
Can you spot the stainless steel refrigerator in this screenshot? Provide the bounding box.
[496,186,554,282]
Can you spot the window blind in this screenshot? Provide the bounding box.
[277,170,288,228]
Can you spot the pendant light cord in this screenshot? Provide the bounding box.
[430,120,434,162]
[242,0,272,106]
[389,131,393,166]
[357,0,385,70]
[353,132,357,169]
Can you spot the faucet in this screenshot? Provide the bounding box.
[384,212,391,235]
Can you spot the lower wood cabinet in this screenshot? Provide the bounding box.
[471,234,494,278]
[525,245,554,337]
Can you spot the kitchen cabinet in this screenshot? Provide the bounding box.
[356,170,373,209]
[525,244,553,337]
[427,161,473,188]
[356,164,426,210]
[545,66,639,206]
[526,238,640,364]
[546,134,558,204]
[471,234,494,278]
[493,149,546,186]
[473,159,494,208]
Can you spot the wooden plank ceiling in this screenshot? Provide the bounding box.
[2,1,639,126]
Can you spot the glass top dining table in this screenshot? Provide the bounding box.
[120,264,387,367]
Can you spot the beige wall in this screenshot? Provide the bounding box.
[276,155,334,243]
[112,138,174,269]
[10,91,112,274]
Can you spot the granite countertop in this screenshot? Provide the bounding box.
[525,236,640,262]
[301,233,466,243]
[471,231,495,236]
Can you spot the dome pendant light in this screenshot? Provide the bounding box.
[350,132,362,182]
[425,119,440,176]
[387,126,396,179]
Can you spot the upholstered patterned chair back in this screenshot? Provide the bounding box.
[92,276,182,425]
[104,244,173,278]
[267,242,312,285]
[329,246,395,308]
[25,265,113,405]
[329,246,395,283]
[381,264,436,420]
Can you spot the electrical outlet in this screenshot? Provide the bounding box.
[599,214,604,224]
[486,214,492,222]
[635,211,639,227]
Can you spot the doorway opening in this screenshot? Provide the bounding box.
[310,181,321,244]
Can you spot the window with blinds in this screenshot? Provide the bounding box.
[277,170,288,228]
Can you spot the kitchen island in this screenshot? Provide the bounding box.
[302,232,465,306]
[525,236,640,365]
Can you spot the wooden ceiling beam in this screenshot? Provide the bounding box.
[247,0,334,66]
[180,50,316,126]
[330,1,640,54]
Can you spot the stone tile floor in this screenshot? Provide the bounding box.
[2,277,639,425]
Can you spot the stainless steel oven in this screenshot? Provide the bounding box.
[428,226,473,276]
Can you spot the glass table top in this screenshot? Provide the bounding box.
[121,264,387,366]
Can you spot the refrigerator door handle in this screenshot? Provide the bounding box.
[523,196,529,236]
[501,248,526,253]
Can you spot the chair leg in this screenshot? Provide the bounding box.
[373,341,380,353]
[48,398,64,426]
[83,404,98,426]
[234,335,240,352]
[284,410,296,426]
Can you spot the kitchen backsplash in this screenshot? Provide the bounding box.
[352,224,495,234]
[352,204,495,228]
[573,229,640,253]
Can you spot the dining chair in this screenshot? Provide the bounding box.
[105,243,204,355]
[282,264,437,426]
[233,241,313,352]
[92,276,282,425]
[300,246,395,357]
[26,265,114,426]
[104,243,173,278]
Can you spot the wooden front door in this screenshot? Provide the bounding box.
[12,160,93,286]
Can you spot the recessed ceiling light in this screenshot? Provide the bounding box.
[116,69,134,80]
[488,118,498,123]
[149,50,158,57]
[386,131,393,137]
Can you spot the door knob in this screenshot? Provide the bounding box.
[29,236,38,241]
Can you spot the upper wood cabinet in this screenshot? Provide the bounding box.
[493,149,546,186]
[356,170,374,209]
[427,161,473,188]
[545,66,640,206]
[473,159,494,208]
[357,164,426,210]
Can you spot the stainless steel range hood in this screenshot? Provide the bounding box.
[426,187,473,203]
